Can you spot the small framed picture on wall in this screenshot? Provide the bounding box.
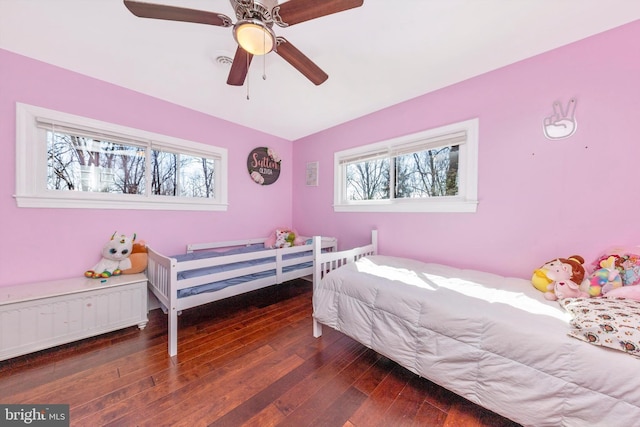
[306,161,319,186]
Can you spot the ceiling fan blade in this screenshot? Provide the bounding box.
[227,47,254,86]
[123,0,232,27]
[275,0,364,27]
[275,37,328,86]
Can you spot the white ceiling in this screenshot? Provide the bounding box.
[1,1,639,140]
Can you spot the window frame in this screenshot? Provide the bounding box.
[15,103,228,211]
[333,118,479,213]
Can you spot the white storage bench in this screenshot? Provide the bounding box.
[0,273,148,361]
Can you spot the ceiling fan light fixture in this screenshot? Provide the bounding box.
[233,19,275,55]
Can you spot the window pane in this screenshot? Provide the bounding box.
[395,144,459,198]
[151,149,177,196]
[345,158,390,200]
[151,149,216,198]
[47,131,145,194]
[179,154,215,198]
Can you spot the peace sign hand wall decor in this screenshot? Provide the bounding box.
[543,98,577,140]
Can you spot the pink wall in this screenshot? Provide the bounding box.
[292,20,640,279]
[2,20,638,287]
[0,50,291,287]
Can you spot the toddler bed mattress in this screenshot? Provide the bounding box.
[173,244,314,297]
[313,255,640,427]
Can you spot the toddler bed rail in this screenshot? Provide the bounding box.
[313,230,377,281]
[312,230,377,338]
[147,235,337,357]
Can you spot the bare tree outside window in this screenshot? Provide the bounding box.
[47,131,145,194]
[47,131,216,199]
[180,154,215,198]
[346,158,389,200]
[18,102,228,211]
[395,145,459,198]
[334,119,477,213]
[345,144,459,201]
[151,149,216,198]
[151,150,177,196]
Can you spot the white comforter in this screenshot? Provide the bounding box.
[313,255,640,427]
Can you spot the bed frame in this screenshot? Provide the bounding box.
[147,235,337,357]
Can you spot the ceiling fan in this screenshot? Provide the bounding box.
[123,0,364,86]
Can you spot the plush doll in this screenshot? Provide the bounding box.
[85,232,135,279]
[532,256,581,293]
[543,255,590,301]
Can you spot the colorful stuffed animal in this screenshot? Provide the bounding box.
[84,232,135,279]
[285,232,296,247]
[273,229,291,248]
[592,251,640,287]
[269,228,305,249]
[543,255,590,301]
[586,255,623,296]
[121,240,148,274]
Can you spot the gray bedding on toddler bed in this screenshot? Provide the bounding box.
[173,244,313,297]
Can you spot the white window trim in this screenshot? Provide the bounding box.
[15,103,228,211]
[333,118,479,213]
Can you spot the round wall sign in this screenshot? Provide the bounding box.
[247,147,281,185]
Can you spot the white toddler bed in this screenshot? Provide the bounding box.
[312,230,640,427]
[147,235,337,356]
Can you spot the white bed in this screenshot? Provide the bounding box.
[311,230,640,427]
[147,235,337,356]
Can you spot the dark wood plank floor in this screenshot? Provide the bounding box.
[0,279,521,427]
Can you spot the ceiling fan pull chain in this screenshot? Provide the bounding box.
[263,54,267,80]
[262,29,267,80]
[246,50,250,100]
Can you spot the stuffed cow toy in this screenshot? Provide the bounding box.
[85,232,136,279]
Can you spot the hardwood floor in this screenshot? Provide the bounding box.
[0,279,521,427]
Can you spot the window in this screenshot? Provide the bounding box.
[334,118,478,213]
[15,103,227,210]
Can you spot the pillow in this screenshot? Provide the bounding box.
[560,297,640,357]
[264,230,278,249]
[604,286,640,301]
[618,254,640,286]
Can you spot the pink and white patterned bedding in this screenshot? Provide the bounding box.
[561,297,640,357]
